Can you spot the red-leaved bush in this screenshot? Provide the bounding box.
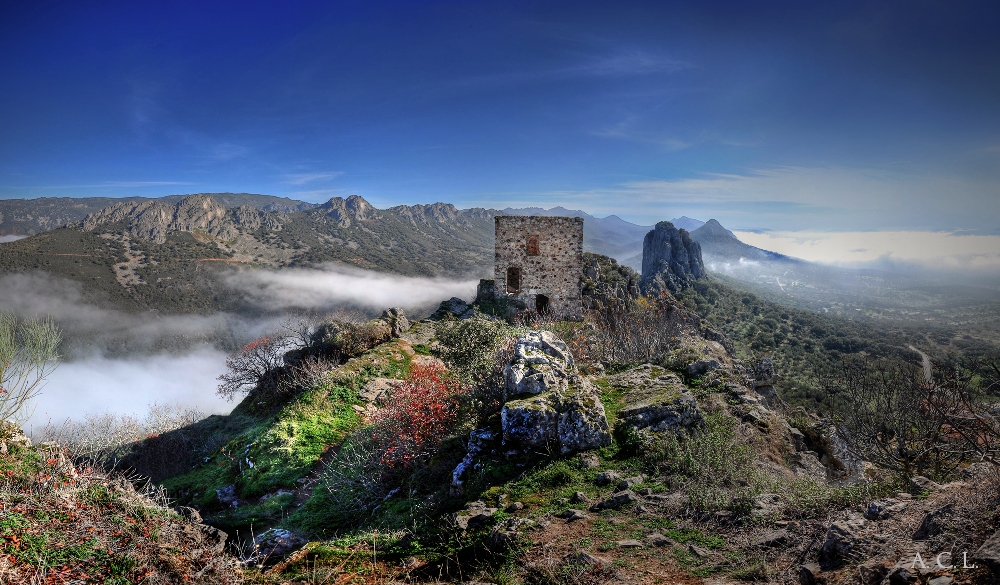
[368,364,463,469]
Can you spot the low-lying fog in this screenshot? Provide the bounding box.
[1,265,480,430]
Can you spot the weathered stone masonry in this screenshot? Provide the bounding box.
[494,216,584,318]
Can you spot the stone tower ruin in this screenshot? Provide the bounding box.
[493,215,584,318]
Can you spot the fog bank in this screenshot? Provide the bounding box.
[24,348,233,431]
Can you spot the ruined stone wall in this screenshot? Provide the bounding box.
[494,216,583,319]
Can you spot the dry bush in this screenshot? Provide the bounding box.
[434,316,520,423]
[926,353,1000,473]
[0,424,243,584]
[0,312,61,424]
[35,402,204,474]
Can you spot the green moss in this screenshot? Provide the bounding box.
[239,385,362,498]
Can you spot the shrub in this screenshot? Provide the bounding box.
[0,312,61,424]
[367,364,463,470]
[435,316,520,423]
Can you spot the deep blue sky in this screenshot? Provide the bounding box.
[2,0,999,232]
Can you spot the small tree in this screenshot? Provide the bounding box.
[216,335,290,400]
[0,312,61,424]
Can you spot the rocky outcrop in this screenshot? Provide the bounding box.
[974,529,1000,577]
[608,364,704,434]
[501,331,611,454]
[318,194,380,227]
[81,194,281,243]
[581,252,641,311]
[640,221,705,293]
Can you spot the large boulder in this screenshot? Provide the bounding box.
[505,331,574,398]
[974,529,1000,577]
[609,364,704,434]
[501,332,611,454]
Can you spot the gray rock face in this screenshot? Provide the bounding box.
[501,332,611,455]
[379,307,410,337]
[505,331,574,398]
[913,504,952,540]
[640,221,705,293]
[609,364,704,434]
[974,528,1000,577]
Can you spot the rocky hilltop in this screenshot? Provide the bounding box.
[640,220,705,293]
[81,194,281,244]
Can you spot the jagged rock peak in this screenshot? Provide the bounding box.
[640,221,705,294]
[389,202,463,224]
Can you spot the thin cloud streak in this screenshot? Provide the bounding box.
[227,264,479,312]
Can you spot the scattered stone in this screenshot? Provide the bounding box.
[963,462,994,480]
[358,377,404,403]
[216,485,239,508]
[616,475,645,491]
[927,576,953,585]
[858,561,889,585]
[819,518,865,569]
[452,501,498,530]
[506,502,524,512]
[451,428,497,494]
[557,509,589,522]
[751,493,783,518]
[865,498,907,520]
[909,475,941,494]
[687,358,721,377]
[595,470,623,486]
[913,504,952,540]
[175,506,202,523]
[609,365,704,434]
[688,545,710,558]
[752,529,790,548]
[798,563,825,585]
[579,453,601,468]
[636,505,649,513]
[243,528,306,565]
[646,533,673,547]
[564,551,604,567]
[886,567,913,585]
[590,490,639,511]
[973,528,1000,577]
[617,539,643,548]
[570,491,590,504]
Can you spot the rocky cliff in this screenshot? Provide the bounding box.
[640,221,705,293]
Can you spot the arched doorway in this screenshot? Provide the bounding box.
[535,294,550,314]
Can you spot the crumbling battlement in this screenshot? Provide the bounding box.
[494,216,583,319]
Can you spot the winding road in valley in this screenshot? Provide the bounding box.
[908,345,933,383]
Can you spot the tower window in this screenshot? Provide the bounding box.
[506,266,521,293]
[527,234,539,256]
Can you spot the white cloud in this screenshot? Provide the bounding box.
[733,230,1000,271]
[227,263,479,312]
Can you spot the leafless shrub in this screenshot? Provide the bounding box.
[832,357,958,478]
[0,312,61,424]
[35,402,204,473]
[925,353,1000,475]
